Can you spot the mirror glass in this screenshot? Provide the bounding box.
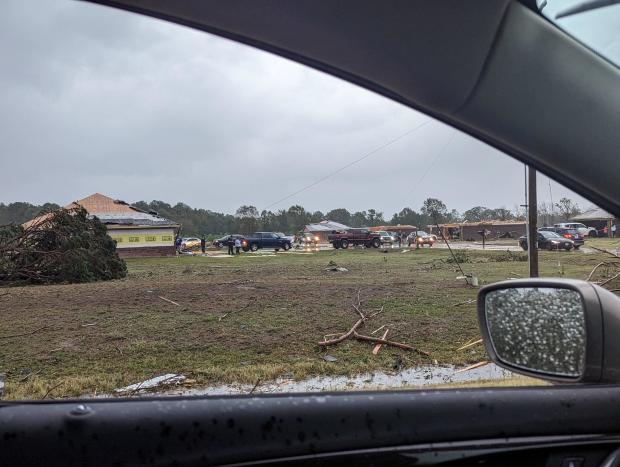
[485,287,586,377]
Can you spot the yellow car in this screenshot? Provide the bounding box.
[181,237,201,251]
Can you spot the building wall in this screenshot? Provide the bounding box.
[107,227,176,249]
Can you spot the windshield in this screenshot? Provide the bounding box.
[541,231,562,238]
[539,0,620,68]
[1,0,618,401]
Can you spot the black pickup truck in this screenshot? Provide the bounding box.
[242,232,292,252]
[328,228,382,249]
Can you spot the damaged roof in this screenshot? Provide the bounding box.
[304,220,350,232]
[570,207,615,221]
[23,193,179,229]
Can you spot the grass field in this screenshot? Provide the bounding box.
[1,244,617,399]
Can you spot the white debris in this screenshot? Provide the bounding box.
[115,374,185,393]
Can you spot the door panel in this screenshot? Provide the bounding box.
[3,386,620,466]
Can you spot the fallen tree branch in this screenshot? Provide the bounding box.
[41,381,64,400]
[590,246,620,259]
[457,338,483,351]
[455,361,490,373]
[158,296,180,306]
[318,318,364,346]
[352,304,365,321]
[599,270,620,287]
[353,331,430,356]
[585,261,618,282]
[249,379,261,395]
[370,324,386,335]
[452,299,475,307]
[372,329,389,355]
[19,369,42,382]
[318,293,428,356]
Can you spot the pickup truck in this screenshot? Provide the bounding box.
[242,232,292,252]
[328,228,382,249]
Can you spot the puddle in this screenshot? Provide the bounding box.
[96,365,515,399]
[155,364,513,397]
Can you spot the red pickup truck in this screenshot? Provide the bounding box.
[328,228,382,249]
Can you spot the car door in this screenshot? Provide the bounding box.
[263,232,276,248]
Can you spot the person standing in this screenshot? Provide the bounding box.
[175,236,182,253]
[227,235,234,255]
[613,224,617,238]
[200,235,206,254]
[235,237,241,255]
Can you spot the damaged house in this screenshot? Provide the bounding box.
[23,193,180,257]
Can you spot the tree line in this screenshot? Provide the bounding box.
[0,197,582,237]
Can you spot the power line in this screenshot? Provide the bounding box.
[262,119,432,211]
[410,130,457,192]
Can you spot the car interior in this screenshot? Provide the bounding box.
[2,0,620,465]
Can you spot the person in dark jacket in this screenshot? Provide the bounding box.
[227,235,235,255]
[200,235,206,254]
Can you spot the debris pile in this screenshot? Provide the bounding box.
[0,206,126,285]
[585,247,620,288]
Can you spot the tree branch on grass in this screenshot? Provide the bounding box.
[41,381,64,400]
[317,292,429,356]
[599,270,620,287]
[353,330,430,356]
[589,246,620,259]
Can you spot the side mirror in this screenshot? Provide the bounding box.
[478,278,620,383]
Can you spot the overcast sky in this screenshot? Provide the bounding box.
[0,0,597,217]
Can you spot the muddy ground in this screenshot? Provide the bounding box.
[0,245,615,399]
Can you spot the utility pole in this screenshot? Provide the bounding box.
[528,166,539,277]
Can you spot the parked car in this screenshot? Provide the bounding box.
[213,234,246,248]
[519,231,575,251]
[328,228,382,249]
[539,226,585,249]
[554,222,597,237]
[242,232,292,252]
[180,237,201,251]
[376,230,396,245]
[407,230,435,247]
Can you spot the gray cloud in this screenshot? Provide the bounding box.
[0,0,591,216]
